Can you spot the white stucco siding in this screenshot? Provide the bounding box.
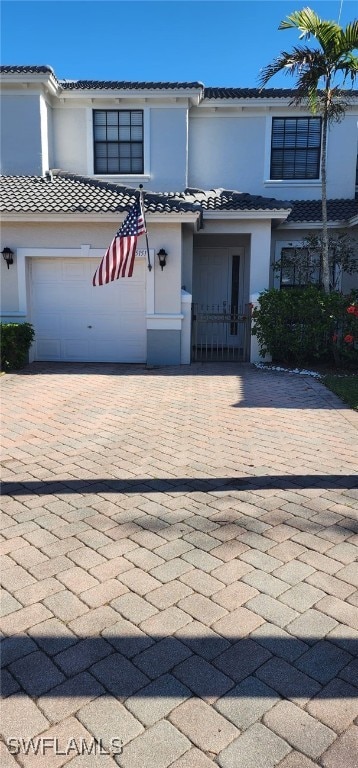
[50,103,188,188]
[188,114,265,191]
[149,108,188,190]
[325,116,358,200]
[265,114,358,201]
[0,95,44,175]
[0,251,20,312]
[52,107,89,175]
[150,223,183,313]
[189,108,358,200]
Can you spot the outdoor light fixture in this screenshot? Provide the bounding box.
[2,247,14,269]
[157,248,167,270]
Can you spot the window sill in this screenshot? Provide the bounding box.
[93,174,151,182]
[264,180,321,187]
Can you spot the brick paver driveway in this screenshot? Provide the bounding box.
[1,362,357,767]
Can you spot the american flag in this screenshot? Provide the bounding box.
[92,198,146,286]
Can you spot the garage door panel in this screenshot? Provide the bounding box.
[34,285,90,312]
[31,258,146,363]
[32,260,62,282]
[60,313,96,336]
[62,339,92,361]
[31,284,64,311]
[62,261,89,281]
[34,313,62,338]
[36,339,62,360]
[117,286,146,311]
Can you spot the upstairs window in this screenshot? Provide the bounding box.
[271,117,321,180]
[93,110,144,174]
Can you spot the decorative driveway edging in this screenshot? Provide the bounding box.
[1,363,357,767]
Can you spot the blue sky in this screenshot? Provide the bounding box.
[1,1,356,87]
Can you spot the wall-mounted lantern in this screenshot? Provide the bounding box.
[157,248,168,271]
[1,247,14,269]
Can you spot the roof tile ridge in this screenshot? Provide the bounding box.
[52,170,140,196]
[51,171,202,212]
[59,78,205,90]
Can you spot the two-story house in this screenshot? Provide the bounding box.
[1,65,357,365]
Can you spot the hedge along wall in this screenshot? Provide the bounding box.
[1,322,35,370]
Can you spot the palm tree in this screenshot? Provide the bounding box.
[259,7,358,293]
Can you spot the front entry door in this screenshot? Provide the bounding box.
[193,247,245,347]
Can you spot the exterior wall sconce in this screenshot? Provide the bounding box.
[157,248,168,270]
[2,247,14,269]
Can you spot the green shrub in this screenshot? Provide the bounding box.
[0,323,35,370]
[252,287,358,367]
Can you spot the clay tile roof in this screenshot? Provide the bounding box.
[0,174,292,215]
[0,65,55,75]
[2,173,357,223]
[0,172,201,214]
[182,188,291,211]
[0,66,203,92]
[204,86,358,100]
[59,79,204,91]
[287,198,358,222]
[204,87,296,99]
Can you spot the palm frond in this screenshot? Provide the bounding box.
[313,20,342,53]
[341,21,358,52]
[291,67,326,109]
[335,54,358,85]
[258,46,325,88]
[259,6,357,119]
[279,8,353,57]
[279,7,322,35]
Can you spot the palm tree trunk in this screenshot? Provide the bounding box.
[321,97,330,293]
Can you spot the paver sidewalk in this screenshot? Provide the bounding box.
[1,362,357,767]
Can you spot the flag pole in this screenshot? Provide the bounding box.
[139,184,152,271]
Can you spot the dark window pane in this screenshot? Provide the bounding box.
[107,112,118,126]
[119,126,131,141]
[94,125,106,140]
[108,158,120,173]
[131,111,143,125]
[95,143,107,158]
[131,158,143,173]
[94,111,106,126]
[131,126,143,141]
[119,112,131,126]
[107,143,119,158]
[271,117,321,179]
[279,247,321,288]
[119,143,131,158]
[107,126,119,141]
[93,109,144,174]
[96,158,107,173]
[131,143,143,158]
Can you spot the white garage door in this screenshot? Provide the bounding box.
[30,258,146,362]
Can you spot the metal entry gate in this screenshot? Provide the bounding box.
[192,303,251,362]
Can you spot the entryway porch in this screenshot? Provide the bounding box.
[191,235,251,361]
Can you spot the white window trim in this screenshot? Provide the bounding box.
[264,115,323,186]
[86,106,150,178]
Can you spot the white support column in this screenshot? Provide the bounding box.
[249,223,272,363]
[180,289,192,364]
